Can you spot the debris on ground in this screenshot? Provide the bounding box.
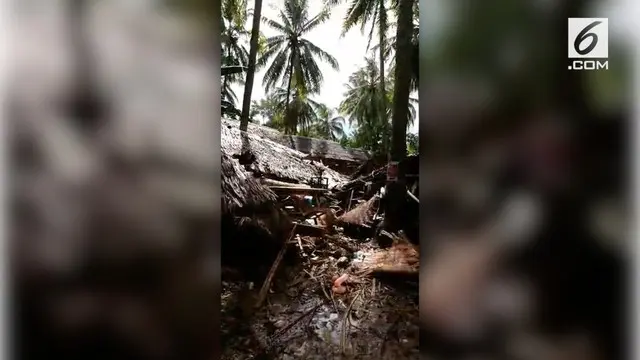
[221,125,419,359]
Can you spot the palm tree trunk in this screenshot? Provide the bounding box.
[378,0,388,153]
[222,75,229,101]
[383,0,412,232]
[284,51,296,134]
[222,46,230,102]
[240,0,263,131]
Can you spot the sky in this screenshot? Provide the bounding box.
[231,0,419,134]
[230,0,633,138]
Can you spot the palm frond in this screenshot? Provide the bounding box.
[256,0,340,134]
[262,17,289,33]
[301,8,331,34]
[342,0,377,36]
[261,47,291,90]
[300,39,340,70]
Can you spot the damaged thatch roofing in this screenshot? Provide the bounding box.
[221,121,348,187]
[338,195,380,227]
[222,118,370,163]
[221,153,276,214]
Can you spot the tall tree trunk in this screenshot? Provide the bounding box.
[239,0,263,131]
[222,45,232,102]
[378,0,388,153]
[222,75,229,101]
[384,0,412,231]
[284,51,296,134]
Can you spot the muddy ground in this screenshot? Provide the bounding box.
[221,236,419,360]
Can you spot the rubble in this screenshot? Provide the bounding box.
[221,131,420,359]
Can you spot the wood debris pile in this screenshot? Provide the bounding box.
[222,135,421,299]
[221,139,421,359]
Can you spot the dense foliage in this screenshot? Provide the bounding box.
[221,0,419,155]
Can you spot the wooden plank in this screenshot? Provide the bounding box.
[269,186,330,194]
[407,190,419,204]
[261,178,311,188]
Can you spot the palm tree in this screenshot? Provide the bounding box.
[257,0,339,133]
[340,57,383,116]
[239,0,264,131]
[394,95,418,129]
[339,58,386,152]
[250,94,284,124]
[271,87,322,134]
[264,116,287,131]
[372,4,419,92]
[221,0,250,105]
[313,105,346,141]
[339,56,393,152]
[341,0,391,148]
[385,0,413,231]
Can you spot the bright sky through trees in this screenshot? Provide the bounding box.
[232,0,419,134]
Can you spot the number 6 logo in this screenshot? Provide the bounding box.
[574,21,602,55]
[568,18,608,59]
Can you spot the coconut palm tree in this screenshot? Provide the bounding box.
[257,0,339,132]
[271,87,322,134]
[339,56,391,152]
[338,52,417,153]
[250,94,284,125]
[312,105,346,141]
[372,2,419,92]
[340,57,385,120]
[385,0,413,231]
[340,0,392,147]
[239,0,264,131]
[221,0,250,105]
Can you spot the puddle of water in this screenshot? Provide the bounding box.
[222,262,419,359]
[309,305,342,345]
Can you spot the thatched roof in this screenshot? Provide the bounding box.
[221,121,348,187]
[222,118,370,163]
[338,195,380,226]
[221,153,277,214]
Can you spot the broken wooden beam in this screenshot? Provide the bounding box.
[269,186,331,194]
[261,178,311,188]
[370,267,419,283]
[254,224,297,309]
[407,190,419,204]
